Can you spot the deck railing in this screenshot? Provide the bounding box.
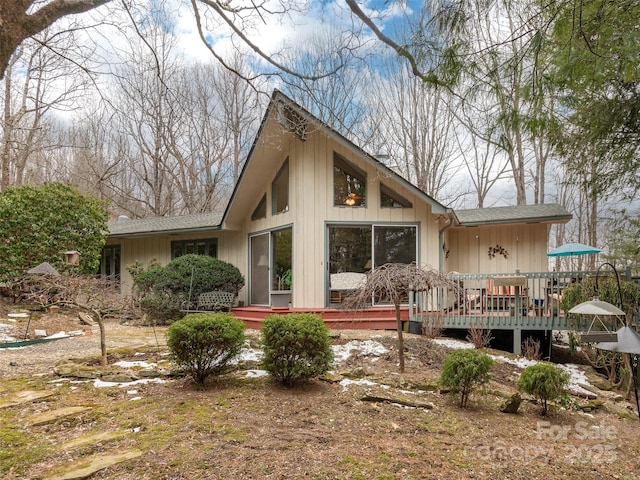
[407,269,639,355]
[408,270,607,333]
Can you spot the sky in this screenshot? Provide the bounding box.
[32,0,568,211]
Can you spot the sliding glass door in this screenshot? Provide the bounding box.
[327,224,417,305]
[250,227,293,306]
[250,233,270,305]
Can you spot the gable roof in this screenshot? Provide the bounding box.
[108,211,223,238]
[222,90,451,229]
[454,203,572,227]
[105,93,572,238]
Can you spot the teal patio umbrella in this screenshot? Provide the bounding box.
[547,242,602,257]
[548,242,601,270]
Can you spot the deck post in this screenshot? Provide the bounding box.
[513,328,522,355]
[408,285,414,321]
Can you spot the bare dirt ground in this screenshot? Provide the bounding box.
[1,306,639,479]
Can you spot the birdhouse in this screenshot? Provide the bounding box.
[65,250,80,265]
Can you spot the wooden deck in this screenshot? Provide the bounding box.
[227,270,636,355]
[230,305,408,331]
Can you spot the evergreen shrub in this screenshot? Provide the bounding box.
[261,313,334,386]
[135,254,244,323]
[440,348,494,407]
[167,313,245,385]
[517,362,569,415]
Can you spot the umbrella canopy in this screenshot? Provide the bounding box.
[569,299,626,317]
[596,326,640,355]
[547,242,602,257]
[597,326,640,422]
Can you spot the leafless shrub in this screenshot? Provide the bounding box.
[342,263,454,373]
[422,312,444,339]
[522,337,542,361]
[23,274,137,366]
[466,321,493,349]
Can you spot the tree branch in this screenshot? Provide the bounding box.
[0,0,113,78]
[344,0,437,84]
[195,0,345,81]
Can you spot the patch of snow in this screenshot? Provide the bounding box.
[494,355,594,397]
[93,378,167,388]
[431,337,596,398]
[332,340,389,363]
[399,389,428,395]
[491,355,538,369]
[246,369,269,378]
[0,333,18,342]
[113,360,156,370]
[432,338,474,350]
[49,378,70,384]
[339,378,379,391]
[236,346,263,363]
[130,396,142,401]
[559,363,595,397]
[391,403,417,410]
[45,331,70,339]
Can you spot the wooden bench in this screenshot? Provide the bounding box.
[182,290,237,312]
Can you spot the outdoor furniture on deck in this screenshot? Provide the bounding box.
[489,275,528,315]
[181,290,237,312]
[330,272,366,304]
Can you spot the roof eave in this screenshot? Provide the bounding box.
[458,214,573,227]
[108,224,222,239]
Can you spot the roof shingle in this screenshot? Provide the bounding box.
[108,211,223,237]
[454,203,571,226]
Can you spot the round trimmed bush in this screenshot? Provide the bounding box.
[167,313,245,385]
[261,313,334,386]
[136,254,245,323]
[440,348,494,407]
[517,362,569,416]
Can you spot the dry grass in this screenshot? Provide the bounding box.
[522,336,542,361]
[1,312,639,479]
[466,321,493,349]
[421,312,444,339]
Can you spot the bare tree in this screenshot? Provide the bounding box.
[278,28,374,147]
[0,29,89,190]
[207,53,264,185]
[453,110,510,208]
[458,1,560,206]
[0,0,112,79]
[373,63,461,201]
[25,274,134,366]
[107,17,185,216]
[343,263,453,373]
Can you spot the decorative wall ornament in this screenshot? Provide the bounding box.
[488,244,509,259]
[442,242,450,259]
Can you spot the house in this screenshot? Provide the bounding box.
[105,91,571,323]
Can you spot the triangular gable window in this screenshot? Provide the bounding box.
[272,158,289,214]
[334,153,366,207]
[380,183,412,208]
[252,194,267,221]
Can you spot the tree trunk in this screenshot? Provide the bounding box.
[395,304,404,373]
[96,315,107,366]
